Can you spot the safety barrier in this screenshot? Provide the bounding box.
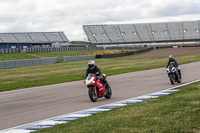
[62,55,96,63]
[0,48,151,69]
[0,57,58,69]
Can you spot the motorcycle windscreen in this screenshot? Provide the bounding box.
[87,73,94,80]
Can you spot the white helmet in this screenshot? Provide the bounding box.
[169,55,173,61]
[88,60,95,69]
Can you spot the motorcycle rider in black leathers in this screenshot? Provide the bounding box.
[166,55,181,77]
[86,60,108,89]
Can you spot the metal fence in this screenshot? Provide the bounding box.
[62,55,96,63]
[0,45,142,54]
[0,57,58,69]
[0,47,102,54]
[0,48,21,54]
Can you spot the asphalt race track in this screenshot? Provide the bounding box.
[0,61,200,130]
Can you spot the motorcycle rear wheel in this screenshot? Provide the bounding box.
[105,84,112,99]
[88,86,98,102]
[177,75,182,83]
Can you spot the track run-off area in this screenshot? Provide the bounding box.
[0,60,200,130]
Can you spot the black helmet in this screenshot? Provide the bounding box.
[88,60,95,69]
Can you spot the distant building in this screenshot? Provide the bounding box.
[0,32,71,49]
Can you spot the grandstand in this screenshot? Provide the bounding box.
[0,32,70,49]
[83,20,200,45]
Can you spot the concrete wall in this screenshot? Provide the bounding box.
[0,57,58,69]
[62,55,96,63]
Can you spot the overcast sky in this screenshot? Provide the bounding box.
[0,0,200,41]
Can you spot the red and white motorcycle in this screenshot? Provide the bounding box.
[83,73,112,102]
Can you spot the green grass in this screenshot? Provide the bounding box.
[34,81,200,133]
[0,52,200,92]
[0,49,134,62]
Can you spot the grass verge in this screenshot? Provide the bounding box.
[0,49,134,62]
[0,52,200,92]
[34,81,200,133]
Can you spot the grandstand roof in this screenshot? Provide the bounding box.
[0,31,70,44]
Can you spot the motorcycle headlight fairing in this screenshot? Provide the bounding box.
[172,67,176,73]
[86,77,95,85]
[166,68,170,73]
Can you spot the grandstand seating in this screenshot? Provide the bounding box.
[83,20,200,44]
[151,23,171,41]
[83,25,98,43]
[85,25,111,44]
[102,25,124,43]
[183,21,199,39]
[167,22,184,40]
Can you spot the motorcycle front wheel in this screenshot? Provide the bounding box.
[169,74,175,85]
[88,86,98,102]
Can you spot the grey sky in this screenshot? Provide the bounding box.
[0,0,200,41]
